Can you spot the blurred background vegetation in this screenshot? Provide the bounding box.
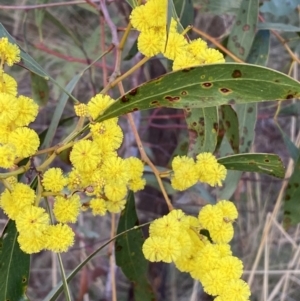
[1,0,300,300]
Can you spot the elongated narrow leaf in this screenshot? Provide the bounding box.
[247,30,270,66]
[218,153,285,178]
[276,123,299,162]
[97,63,300,122]
[174,0,194,28]
[197,0,242,14]
[115,192,155,301]
[257,22,300,32]
[220,105,239,153]
[31,72,49,106]
[126,0,138,8]
[283,154,300,228]
[226,0,259,62]
[185,107,218,156]
[0,220,30,301]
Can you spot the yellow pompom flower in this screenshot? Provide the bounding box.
[102,156,129,185]
[70,140,101,172]
[42,168,68,192]
[18,232,46,254]
[130,4,151,32]
[0,72,17,95]
[149,214,180,238]
[202,269,228,296]
[87,93,114,120]
[45,223,75,253]
[163,236,182,263]
[162,31,188,60]
[217,256,243,280]
[0,37,21,66]
[201,163,227,187]
[186,38,208,61]
[137,28,164,57]
[104,183,127,202]
[0,183,35,220]
[168,209,190,228]
[172,53,199,71]
[0,92,19,125]
[209,222,234,243]
[91,120,123,151]
[142,236,167,262]
[216,200,238,221]
[74,103,88,117]
[15,205,50,236]
[128,177,146,192]
[53,195,81,223]
[171,156,198,191]
[8,127,40,158]
[190,243,221,281]
[0,144,16,168]
[14,95,39,127]
[127,157,144,179]
[144,0,167,28]
[90,198,107,216]
[220,279,251,301]
[198,204,224,231]
[106,199,126,213]
[215,243,232,258]
[201,48,225,64]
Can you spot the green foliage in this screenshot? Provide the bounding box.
[218,153,285,178]
[97,63,300,122]
[185,107,218,156]
[0,221,30,301]
[115,192,155,301]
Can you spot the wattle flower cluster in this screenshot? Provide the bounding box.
[171,152,227,191]
[130,0,225,70]
[142,201,251,301]
[0,37,39,168]
[0,38,146,254]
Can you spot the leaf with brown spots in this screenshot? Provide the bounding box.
[283,154,300,228]
[184,107,218,157]
[226,0,259,62]
[96,63,300,122]
[218,153,285,178]
[220,105,239,154]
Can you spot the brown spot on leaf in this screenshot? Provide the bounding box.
[239,47,245,55]
[225,121,231,128]
[228,99,236,105]
[243,126,248,135]
[286,94,294,99]
[181,90,188,96]
[164,96,181,102]
[220,88,232,94]
[150,100,161,107]
[247,107,253,113]
[243,24,250,31]
[236,20,241,26]
[129,88,138,96]
[121,95,129,103]
[232,35,238,42]
[202,82,213,88]
[213,122,219,131]
[232,70,242,78]
[264,159,270,163]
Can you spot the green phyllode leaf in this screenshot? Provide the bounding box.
[97,63,300,122]
[283,154,300,228]
[218,153,285,179]
[30,72,49,106]
[115,192,155,301]
[0,220,30,301]
[185,106,218,156]
[226,0,259,62]
[220,105,239,154]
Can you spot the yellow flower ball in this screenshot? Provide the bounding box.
[90,198,107,216]
[87,93,114,120]
[0,72,18,96]
[53,195,81,223]
[42,168,68,192]
[15,95,39,127]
